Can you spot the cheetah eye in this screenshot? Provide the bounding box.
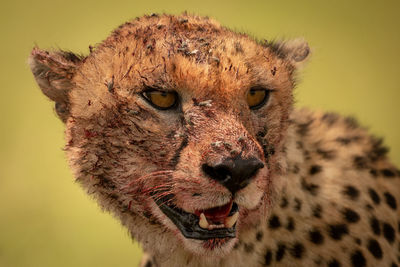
[142,89,178,110]
[246,87,270,110]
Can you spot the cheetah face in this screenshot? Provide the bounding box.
[29,14,308,256]
[118,84,273,255]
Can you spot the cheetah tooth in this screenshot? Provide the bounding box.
[199,213,209,229]
[207,224,225,230]
[224,211,239,228]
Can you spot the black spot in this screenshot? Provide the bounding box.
[276,243,286,261]
[256,129,267,138]
[368,138,389,162]
[353,156,368,169]
[328,259,341,267]
[95,175,116,190]
[265,249,272,265]
[351,250,366,267]
[321,112,339,125]
[365,204,373,211]
[294,198,302,211]
[146,44,154,51]
[256,231,263,241]
[344,116,359,129]
[244,243,254,253]
[309,229,324,244]
[107,76,114,93]
[286,217,295,231]
[55,102,69,119]
[280,197,289,208]
[309,165,322,175]
[384,192,397,210]
[271,66,277,76]
[144,260,152,267]
[233,241,241,249]
[370,169,378,177]
[329,224,349,240]
[292,164,300,174]
[354,238,361,245]
[316,148,336,160]
[392,263,398,267]
[301,178,319,196]
[382,169,396,178]
[336,137,352,145]
[368,188,380,205]
[297,120,313,136]
[109,193,119,200]
[370,217,381,235]
[290,242,305,258]
[303,150,311,161]
[382,222,395,244]
[343,185,360,201]
[367,239,383,259]
[342,208,360,223]
[312,204,323,218]
[269,215,281,229]
[234,42,243,53]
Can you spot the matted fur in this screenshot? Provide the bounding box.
[30,13,399,267]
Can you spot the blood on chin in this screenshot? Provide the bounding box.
[180,234,237,255]
[202,237,231,250]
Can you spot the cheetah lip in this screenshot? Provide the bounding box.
[154,195,239,240]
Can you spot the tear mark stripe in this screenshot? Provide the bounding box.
[170,135,189,168]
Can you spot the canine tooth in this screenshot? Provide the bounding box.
[199,213,209,229]
[224,211,239,228]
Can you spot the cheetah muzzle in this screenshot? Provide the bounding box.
[155,155,264,240]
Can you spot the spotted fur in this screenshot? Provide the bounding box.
[29,13,399,267]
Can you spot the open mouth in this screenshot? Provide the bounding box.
[154,195,239,240]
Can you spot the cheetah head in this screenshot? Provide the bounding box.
[29,14,309,257]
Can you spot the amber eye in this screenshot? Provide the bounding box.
[246,87,270,109]
[142,90,178,110]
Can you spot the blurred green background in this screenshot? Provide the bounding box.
[0,0,399,266]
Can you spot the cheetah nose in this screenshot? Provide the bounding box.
[202,157,264,194]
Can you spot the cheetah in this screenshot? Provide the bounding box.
[29,13,400,267]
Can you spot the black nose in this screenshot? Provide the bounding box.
[202,157,264,194]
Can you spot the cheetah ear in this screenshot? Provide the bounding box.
[29,47,83,122]
[270,38,310,69]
